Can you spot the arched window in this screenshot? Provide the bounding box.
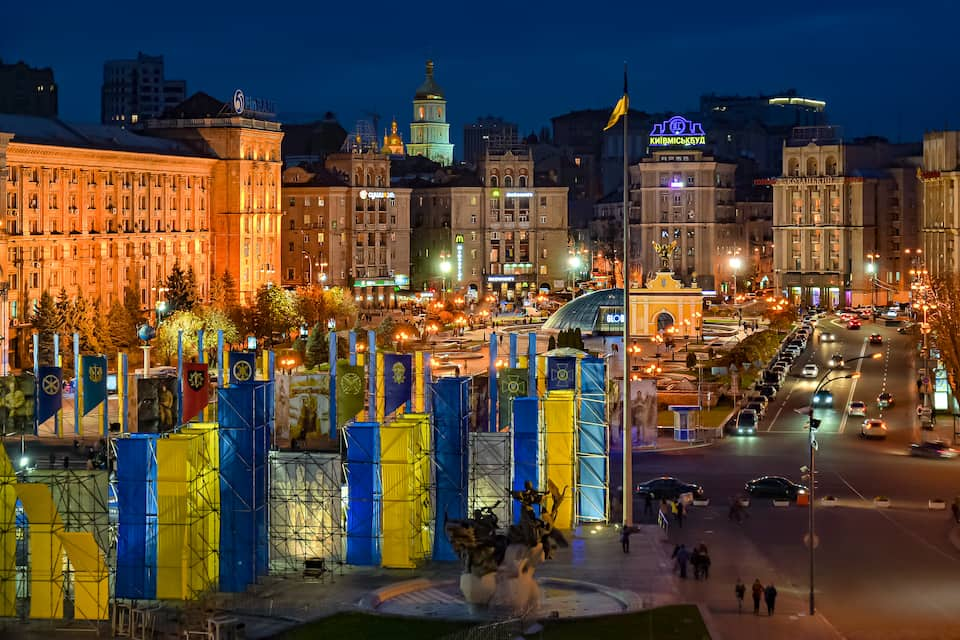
[518,175,527,187]
[806,158,818,177]
[656,312,675,333]
[376,174,384,187]
[366,173,373,187]
[490,175,499,187]
[354,171,362,186]
[504,176,513,187]
[788,159,800,177]
[825,157,838,176]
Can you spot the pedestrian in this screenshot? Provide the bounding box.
[675,500,685,529]
[690,546,703,579]
[751,579,763,615]
[620,526,633,553]
[735,578,746,614]
[764,583,778,615]
[48,452,56,469]
[672,543,689,579]
[643,493,653,519]
[62,456,69,470]
[697,543,711,579]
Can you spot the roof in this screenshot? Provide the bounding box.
[0,112,207,157]
[414,61,445,100]
[159,92,233,119]
[543,289,623,334]
[283,165,348,187]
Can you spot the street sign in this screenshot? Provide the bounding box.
[803,533,820,549]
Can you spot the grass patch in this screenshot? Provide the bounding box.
[271,605,710,640]
[658,404,734,428]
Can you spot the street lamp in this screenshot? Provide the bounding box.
[729,255,743,302]
[865,253,879,308]
[806,353,880,616]
[567,255,582,293]
[439,256,452,299]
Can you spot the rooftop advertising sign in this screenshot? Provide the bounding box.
[649,116,706,147]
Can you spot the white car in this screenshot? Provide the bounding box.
[802,364,819,378]
[848,401,867,417]
[861,418,888,439]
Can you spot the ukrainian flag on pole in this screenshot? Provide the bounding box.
[603,66,629,131]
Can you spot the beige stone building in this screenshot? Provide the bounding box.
[281,148,411,306]
[0,95,283,367]
[919,131,960,279]
[410,149,568,300]
[631,150,740,293]
[772,131,920,308]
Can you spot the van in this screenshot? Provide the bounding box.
[734,410,758,435]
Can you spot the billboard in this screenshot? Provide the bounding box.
[274,373,335,451]
[136,378,178,433]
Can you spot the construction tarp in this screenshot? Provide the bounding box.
[156,437,189,599]
[15,483,63,619]
[380,419,413,568]
[346,421,380,566]
[115,435,158,599]
[59,532,108,620]
[469,431,511,528]
[543,391,576,529]
[431,378,469,562]
[0,445,16,615]
[512,396,539,524]
[180,424,220,596]
[578,358,608,522]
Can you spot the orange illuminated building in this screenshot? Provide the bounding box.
[0,92,282,368]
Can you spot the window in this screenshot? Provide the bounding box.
[504,176,513,187]
[470,214,477,224]
[661,228,669,239]
[540,197,547,207]
[287,268,295,279]
[518,176,527,187]
[687,176,695,186]
[674,228,681,238]
[541,248,548,259]
[288,242,294,252]
[539,216,547,224]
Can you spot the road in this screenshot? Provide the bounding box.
[631,315,960,639]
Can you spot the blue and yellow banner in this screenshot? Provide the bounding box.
[382,353,412,416]
[498,367,528,430]
[336,362,365,431]
[228,352,257,386]
[36,366,62,424]
[81,355,107,416]
[547,356,577,391]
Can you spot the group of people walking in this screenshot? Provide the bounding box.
[735,578,777,615]
[670,543,710,579]
[643,493,688,528]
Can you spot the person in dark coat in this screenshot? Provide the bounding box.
[643,492,653,518]
[672,543,690,578]
[690,546,703,579]
[735,578,746,613]
[751,579,764,615]
[764,583,778,615]
[674,500,685,528]
[696,543,711,579]
[620,526,634,553]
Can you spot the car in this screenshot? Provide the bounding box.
[828,353,845,369]
[868,333,883,345]
[734,410,758,435]
[745,401,766,419]
[877,392,894,409]
[860,418,888,439]
[757,384,778,400]
[818,332,837,343]
[858,309,873,319]
[636,476,706,500]
[909,441,959,459]
[802,363,820,378]
[839,313,854,322]
[847,319,862,330]
[847,400,867,417]
[813,389,834,408]
[744,475,808,500]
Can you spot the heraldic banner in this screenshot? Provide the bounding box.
[181,362,209,422]
[228,352,257,386]
[547,356,577,391]
[81,355,108,415]
[336,362,365,431]
[497,367,528,430]
[382,353,412,416]
[37,366,63,425]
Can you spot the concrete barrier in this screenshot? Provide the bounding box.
[821,496,839,507]
[929,499,947,511]
[772,499,791,507]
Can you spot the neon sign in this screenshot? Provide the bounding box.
[455,234,464,282]
[649,116,706,147]
[505,191,534,198]
[358,190,396,200]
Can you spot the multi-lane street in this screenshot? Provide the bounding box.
[631,314,960,639]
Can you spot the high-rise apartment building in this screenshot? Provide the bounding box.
[772,128,920,307]
[407,61,454,166]
[409,149,568,300]
[463,116,518,167]
[281,150,412,306]
[101,52,186,126]
[0,59,57,117]
[920,131,960,279]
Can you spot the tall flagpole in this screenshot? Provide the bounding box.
[621,63,632,527]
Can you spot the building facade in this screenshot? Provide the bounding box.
[920,131,960,279]
[0,59,57,118]
[281,150,411,306]
[406,61,454,166]
[101,52,186,126]
[463,116,518,167]
[772,131,920,307]
[631,148,739,293]
[410,150,568,300]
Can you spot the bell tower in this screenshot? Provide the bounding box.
[407,60,454,166]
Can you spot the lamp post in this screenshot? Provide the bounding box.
[729,255,743,302]
[568,254,582,294]
[807,354,880,615]
[439,256,452,301]
[302,251,313,286]
[865,253,879,309]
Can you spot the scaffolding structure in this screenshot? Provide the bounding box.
[577,358,609,523]
[268,450,342,575]
[468,431,511,529]
[380,414,432,568]
[542,391,576,529]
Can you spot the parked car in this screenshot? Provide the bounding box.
[734,410,758,435]
[860,418,888,439]
[910,441,958,459]
[877,392,895,409]
[847,319,862,330]
[813,389,834,408]
[744,476,808,501]
[819,332,837,343]
[757,384,778,400]
[802,363,820,378]
[868,333,883,345]
[828,353,845,369]
[636,476,705,500]
[848,400,867,417]
[745,401,766,419]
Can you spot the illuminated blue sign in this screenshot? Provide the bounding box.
[649,116,706,147]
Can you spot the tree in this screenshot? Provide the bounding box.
[685,351,698,370]
[295,285,358,329]
[304,323,327,369]
[931,275,960,395]
[375,315,397,349]
[29,291,60,366]
[252,284,298,342]
[548,335,557,351]
[154,305,240,364]
[165,261,198,312]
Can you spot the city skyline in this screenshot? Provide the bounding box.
[4,0,958,155]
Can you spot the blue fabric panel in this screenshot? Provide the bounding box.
[547,357,577,391]
[345,421,380,566]
[115,435,158,598]
[578,358,607,522]
[432,377,469,562]
[512,396,539,524]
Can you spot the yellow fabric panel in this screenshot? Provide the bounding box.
[411,414,432,557]
[380,421,413,568]
[537,356,546,398]
[58,532,108,620]
[156,438,189,600]
[16,484,63,619]
[376,353,385,423]
[543,391,576,530]
[414,351,424,412]
[0,447,15,616]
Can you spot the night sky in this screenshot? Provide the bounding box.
[4,0,958,155]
